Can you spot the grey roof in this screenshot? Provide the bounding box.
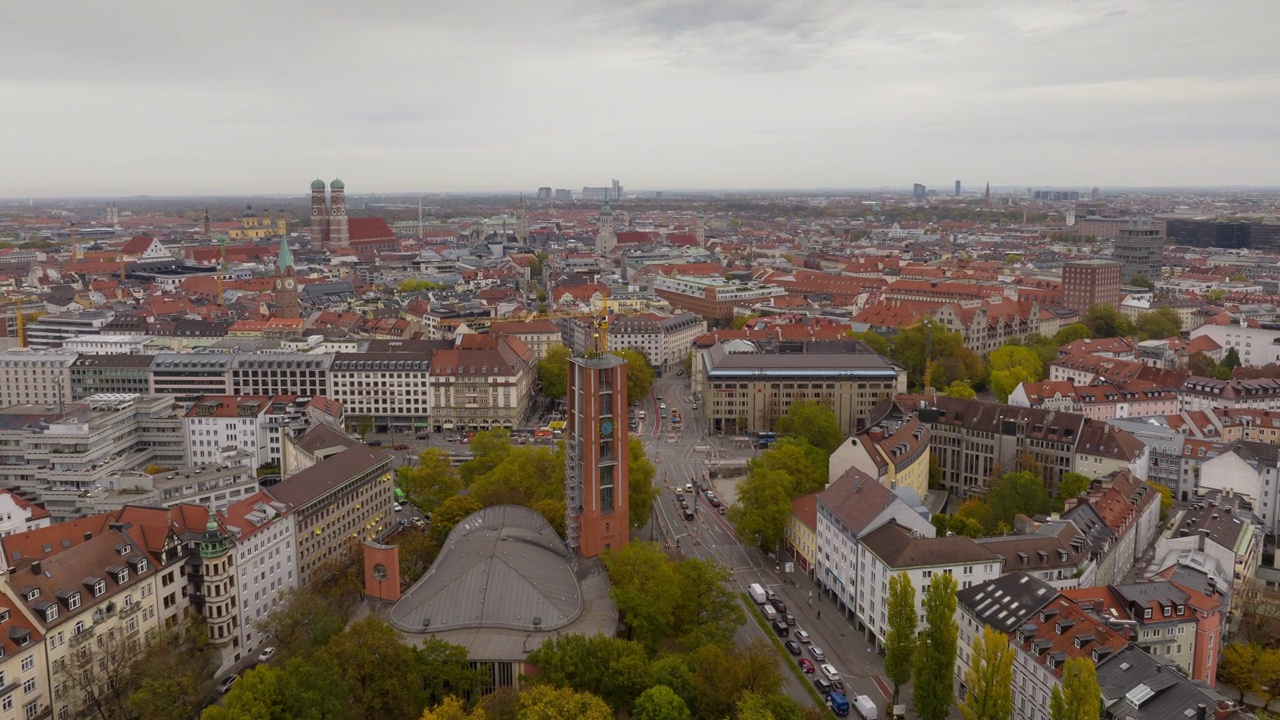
[267,445,389,510]
[860,521,999,569]
[704,340,900,378]
[957,572,1057,633]
[288,423,361,456]
[388,505,582,634]
[1096,646,1238,720]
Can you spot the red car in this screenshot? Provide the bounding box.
[798,658,815,674]
[394,443,410,450]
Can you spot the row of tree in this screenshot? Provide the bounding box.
[932,470,1093,538]
[537,345,655,402]
[883,573,1101,720]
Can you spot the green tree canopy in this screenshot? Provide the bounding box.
[728,465,795,551]
[320,618,423,720]
[959,627,1015,720]
[460,429,513,485]
[1049,657,1102,720]
[1129,274,1155,291]
[429,495,485,545]
[537,345,571,400]
[1054,323,1092,345]
[884,572,918,704]
[941,380,976,399]
[1054,472,1092,512]
[847,330,891,356]
[892,321,986,391]
[1083,304,1133,338]
[1216,643,1258,702]
[396,448,463,514]
[988,345,1044,403]
[612,348,655,402]
[633,685,691,720]
[203,659,349,720]
[517,685,613,720]
[398,279,446,293]
[468,444,565,508]
[1135,307,1182,340]
[986,471,1052,527]
[773,400,843,453]
[913,573,959,720]
[628,437,657,530]
[1223,346,1242,371]
[527,634,654,713]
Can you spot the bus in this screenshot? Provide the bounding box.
[754,431,777,449]
[394,487,407,504]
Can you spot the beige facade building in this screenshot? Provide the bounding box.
[0,351,76,409]
[488,320,563,362]
[428,334,536,433]
[607,313,706,375]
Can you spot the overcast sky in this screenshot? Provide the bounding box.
[2,0,1276,196]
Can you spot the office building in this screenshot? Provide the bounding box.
[427,334,536,434]
[913,183,926,200]
[553,189,572,202]
[536,187,552,201]
[1062,259,1122,314]
[25,310,114,350]
[70,354,154,399]
[607,313,706,375]
[1112,221,1164,282]
[955,180,961,196]
[1164,218,1280,251]
[565,354,629,558]
[652,275,786,324]
[0,351,76,408]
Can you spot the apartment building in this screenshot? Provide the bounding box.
[0,591,49,720]
[149,355,234,406]
[607,312,706,375]
[697,339,906,437]
[184,395,304,469]
[228,354,332,398]
[0,352,76,409]
[785,492,819,580]
[268,425,393,587]
[428,334,536,433]
[1196,440,1280,532]
[61,335,151,356]
[827,417,931,497]
[1192,319,1280,368]
[1062,471,1161,587]
[0,492,51,538]
[814,469,935,623]
[1179,377,1280,413]
[487,320,564,361]
[652,275,786,324]
[218,492,295,669]
[25,311,114,351]
[857,520,1001,646]
[328,353,431,434]
[0,395,185,521]
[931,297,1043,355]
[69,355,153,400]
[871,395,1148,499]
[976,520,1093,589]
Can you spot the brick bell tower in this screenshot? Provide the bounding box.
[328,178,349,249]
[309,178,328,250]
[565,337,630,558]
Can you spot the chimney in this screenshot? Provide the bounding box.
[1197,528,1210,552]
[108,521,125,532]
[1197,704,1207,720]
[868,427,885,442]
[83,532,92,541]
[31,560,40,575]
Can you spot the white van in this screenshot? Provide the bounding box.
[748,583,767,604]
[853,695,878,720]
[761,605,778,622]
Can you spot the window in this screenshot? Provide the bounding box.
[44,607,57,623]
[73,622,84,636]
[67,593,80,611]
[24,700,38,720]
[21,655,33,672]
[93,581,106,597]
[2,697,10,712]
[22,677,35,694]
[116,569,129,584]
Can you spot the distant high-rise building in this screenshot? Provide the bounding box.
[611,179,623,201]
[565,353,630,558]
[955,180,961,197]
[1091,187,1100,200]
[1164,219,1280,251]
[554,189,573,202]
[1113,220,1164,282]
[1062,259,1122,314]
[912,183,926,200]
[582,186,609,201]
[537,187,552,201]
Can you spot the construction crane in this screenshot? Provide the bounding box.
[13,296,27,348]
[216,234,227,307]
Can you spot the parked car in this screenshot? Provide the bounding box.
[394,503,403,512]
[258,646,276,663]
[394,443,410,450]
[217,675,239,693]
[798,658,815,674]
[815,677,834,695]
[808,645,826,662]
[795,629,810,643]
[365,440,383,446]
[782,613,797,626]
[783,640,802,656]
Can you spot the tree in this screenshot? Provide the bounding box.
[602,542,679,649]
[320,618,423,720]
[1083,304,1133,338]
[892,321,985,391]
[629,437,658,530]
[633,685,691,720]
[884,573,918,704]
[532,498,567,537]
[1223,346,1242,371]
[430,495,484,545]
[1049,657,1101,720]
[415,636,488,707]
[672,558,745,649]
[397,448,463,513]
[398,278,445,293]
[773,400,843,454]
[1135,307,1182,340]
[690,641,783,720]
[1054,323,1092,345]
[1217,643,1260,701]
[847,330,891,356]
[537,345,571,400]
[612,348,656,402]
[461,429,514,485]
[469,444,564,508]
[1152,482,1174,520]
[986,471,1052,527]
[1204,288,1228,304]
[130,620,219,720]
[913,573,959,720]
[1254,647,1280,709]
[203,659,350,720]
[517,685,613,720]
[959,627,1014,720]
[1129,274,1155,291]
[527,634,654,712]
[749,438,826,495]
[728,465,793,550]
[942,380,976,399]
[393,527,440,586]
[952,499,996,537]
[1055,472,1092,511]
[420,696,487,720]
[1187,351,1219,378]
[988,345,1044,403]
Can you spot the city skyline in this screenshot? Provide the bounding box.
[3,0,1275,196]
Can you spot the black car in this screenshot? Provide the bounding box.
[771,620,789,637]
[770,599,787,614]
[784,640,802,656]
[365,440,383,446]
[814,677,834,695]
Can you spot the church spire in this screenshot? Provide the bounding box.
[276,235,295,272]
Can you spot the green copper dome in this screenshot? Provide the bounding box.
[330,178,345,190]
[311,178,326,191]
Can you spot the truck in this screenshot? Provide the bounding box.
[748,583,767,604]
[852,694,878,720]
[827,691,850,717]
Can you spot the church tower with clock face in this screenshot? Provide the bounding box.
[274,235,300,319]
[565,353,630,558]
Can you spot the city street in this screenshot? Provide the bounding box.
[640,374,897,713]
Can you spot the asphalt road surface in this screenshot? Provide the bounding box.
[640,373,899,714]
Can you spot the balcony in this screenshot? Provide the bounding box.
[68,626,96,648]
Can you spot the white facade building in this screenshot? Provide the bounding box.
[62,335,153,355]
[0,351,77,409]
[219,491,295,669]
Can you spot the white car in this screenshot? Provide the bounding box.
[795,629,810,643]
[217,675,239,693]
[257,646,276,663]
[394,503,403,512]
[821,663,841,682]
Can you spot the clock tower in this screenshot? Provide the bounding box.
[274,235,300,319]
[565,353,630,558]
